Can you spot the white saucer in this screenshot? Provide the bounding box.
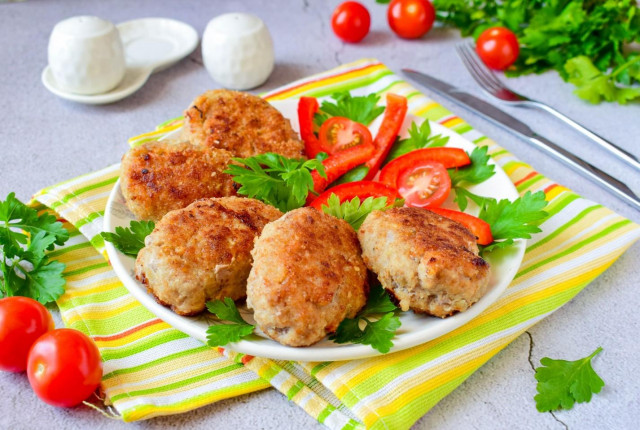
[42,18,198,105]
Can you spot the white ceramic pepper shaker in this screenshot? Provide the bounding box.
[48,16,125,95]
[201,13,275,90]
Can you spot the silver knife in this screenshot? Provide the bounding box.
[402,68,640,211]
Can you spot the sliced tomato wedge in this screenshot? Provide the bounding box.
[309,181,401,210]
[318,116,373,154]
[298,97,323,158]
[310,143,375,195]
[364,93,408,180]
[395,161,451,208]
[379,147,470,188]
[429,207,493,245]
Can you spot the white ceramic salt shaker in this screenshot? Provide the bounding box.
[48,16,126,95]
[201,13,274,90]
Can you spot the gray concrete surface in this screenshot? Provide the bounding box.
[1,1,639,429]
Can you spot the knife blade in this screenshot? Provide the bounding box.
[402,68,640,210]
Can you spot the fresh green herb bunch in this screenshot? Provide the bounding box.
[432,0,640,103]
[0,193,69,304]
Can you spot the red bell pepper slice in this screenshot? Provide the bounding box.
[428,207,493,245]
[309,181,401,210]
[310,143,375,196]
[297,97,323,158]
[379,147,471,189]
[363,93,408,180]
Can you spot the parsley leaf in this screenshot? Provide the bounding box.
[479,190,549,253]
[226,153,325,213]
[535,347,605,412]
[329,283,401,353]
[0,193,69,304]
[449,146,495,187]
[321,194,400,230]
[565,56,640,105]
[452,187,490,212]
[313,91,385,128]
[384,120,450,165]
[101,220,155,257]
[205,298,255,347]
[448,146,496,211]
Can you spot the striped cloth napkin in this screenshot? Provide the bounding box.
[33,59,639,429]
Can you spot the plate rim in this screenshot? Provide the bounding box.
[104,99,526,361]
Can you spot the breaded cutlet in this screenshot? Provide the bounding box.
[135,197,283,316]
[358,207,491,318]
[120,140,237,221]
[247,207,367,347]
[183,89,305,159]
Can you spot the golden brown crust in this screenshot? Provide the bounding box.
[183,89,305,159]
[358,207,490,318]
[120,140,237,221]
[247,207,368,347]
[135,197,283,316]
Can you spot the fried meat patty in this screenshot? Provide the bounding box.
[120,141,237,221]
[135,197,283,316]
[183,89,305,159]
[247,208,367,347]
[358,207,491,318]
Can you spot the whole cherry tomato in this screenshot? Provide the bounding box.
[476,26,520,70]
[27,328,103,407]
[0,297,54,372]
[331,1,371,43]
[387,0,435,39]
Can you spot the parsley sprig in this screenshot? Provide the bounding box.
[479,190,549,253]
[384,120,450,165]
[448,146,496,211]
[330,284,401,353]
[226,153,326,212]
[0,193,69,304]
[535,347,605,412]
[205,298,255,346]
[313,91,385,128]
[321,194,401,230]
[101,220,155,257]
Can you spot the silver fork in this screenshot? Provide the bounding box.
[455,40,640,172]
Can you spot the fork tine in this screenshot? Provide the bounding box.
[462,40,506,89]
[458,41,503,93]
[455,43,501,93]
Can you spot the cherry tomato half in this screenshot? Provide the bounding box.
[0,297,54,373]
[319,117,373,154]
[429,207,494,245]
[331,1,371,43]
[387,0,435,39]
[27,328,103,407]
[397,161,451,208]
[476,27,520,70]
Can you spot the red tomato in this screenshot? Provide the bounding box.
[27,328,103,407]
[387,0,435,39]
[379,147,470,187]
[397,161,451,208]
[310,181,401,210]
[331,1,371,43]
[476,27,520,70]
[319,117,373,154]
[429,207,493,245]
[0,297,54,373]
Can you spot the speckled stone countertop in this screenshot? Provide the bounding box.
[1,1,639,429]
